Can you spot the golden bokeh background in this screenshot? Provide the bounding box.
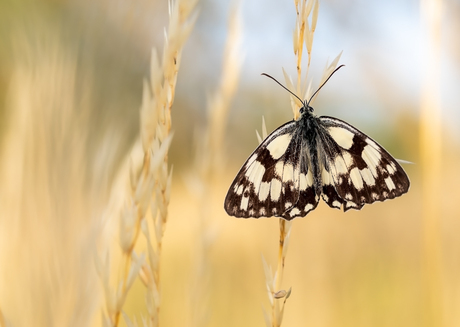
[0,0,459,326]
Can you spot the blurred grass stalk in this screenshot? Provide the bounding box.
[187,4,241,326]
[419,0,444,325]
[98,0,198,326]
[0,32,108,326]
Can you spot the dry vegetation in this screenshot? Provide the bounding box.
[0,0,459,327]
[97,0,198,326]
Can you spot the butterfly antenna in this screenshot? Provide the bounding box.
[307,64,345,106]
[261,73,304,105]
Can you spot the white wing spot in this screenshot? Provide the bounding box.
[364,145,382,163]
[304,203,314,212]
[246,161,266,185]
[266,133,292,159]
[259,208,266,216]
[275,161,284,177]
[390,161,397,172]
[371,146,382,162]
[270,179,282,201]
[235,184,244,195]
[285,202,292,209]
[346,201,358,208]
[342,152,353,167]
[306,169,314,187]
[332,200,341,208]
[283,163,294,182]
[386,163,396,174]
[385,177,396,191]
[362,145,381,177]
[328,126,355,150]
[259,182,270,201]
[245,160,255,177]
[345,193,353,200]
[289,208,301,217]
[240,195,249,210]
[334,156,348,175]
[299,173,307,191]
[350,167,364,190]
[360,168,375,186]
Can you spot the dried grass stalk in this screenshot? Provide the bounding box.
[262,220,293,327]
[141,1,198,325]
[99,0,198,326]
[292,0,319,118]
[263,1,319,325]
[263,1,341,326]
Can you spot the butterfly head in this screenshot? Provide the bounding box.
[299,102,314,115]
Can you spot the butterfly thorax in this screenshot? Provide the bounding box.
[297,105,324,194]
[297,105,317,134]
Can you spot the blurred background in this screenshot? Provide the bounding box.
[0,0,459,326]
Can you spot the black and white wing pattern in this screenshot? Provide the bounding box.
[224,121,320,219]
[316,116,410,212]
[224,110,410,220]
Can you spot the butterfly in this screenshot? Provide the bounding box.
[224,65,410,220]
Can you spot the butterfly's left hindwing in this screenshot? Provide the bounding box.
[224,121,319,219]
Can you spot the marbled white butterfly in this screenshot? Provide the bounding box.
[224,65,410,220]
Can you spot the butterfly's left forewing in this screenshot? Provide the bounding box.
[224,121,319,219]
